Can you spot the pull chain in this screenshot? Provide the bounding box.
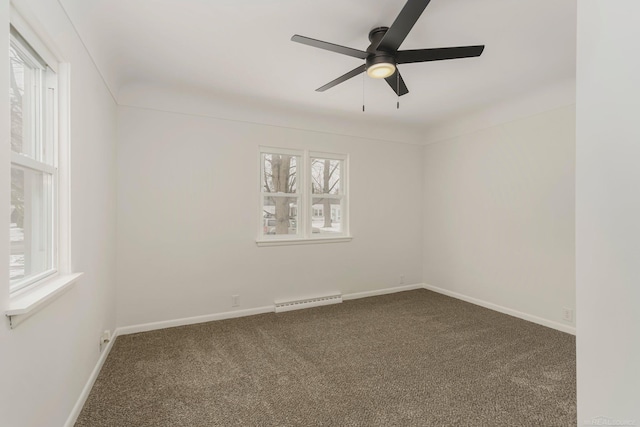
[396,70,400,110]
[362,71,366,112]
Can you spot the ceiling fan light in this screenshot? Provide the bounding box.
[367,62,396,79]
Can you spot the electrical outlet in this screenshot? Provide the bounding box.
[232,295,239,307]
[100,330,111,352]
[562,308,574,323]
[400,275,405,285]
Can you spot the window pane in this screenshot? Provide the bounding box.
[262,153,298,193]
[311,158,341,195]
[312,197,343,235]
[10,166,54,290]
[10,42,39,160]
[263,196,298,236]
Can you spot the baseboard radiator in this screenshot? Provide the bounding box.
[274,292,343,313]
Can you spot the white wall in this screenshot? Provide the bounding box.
[116,105,423,328]
[422,106,576,330]
[0,1,117,426]
[576,1,640,423]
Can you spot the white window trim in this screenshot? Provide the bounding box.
[256,146,351,246]
[10,4,59,73]
[6,273,83,328]
[6,6,81,328]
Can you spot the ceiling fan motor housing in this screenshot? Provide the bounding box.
[366,27,396,74]
[366,52,396,70]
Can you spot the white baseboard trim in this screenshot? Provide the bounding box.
[422,283,576,335]
[64,329,119,427]
[343,283,424,301]
[116,306,275,336]
[119,286,426,336]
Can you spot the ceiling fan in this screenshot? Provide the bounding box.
[291,0,485,97]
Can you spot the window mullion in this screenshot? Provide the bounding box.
[303,150,311,238]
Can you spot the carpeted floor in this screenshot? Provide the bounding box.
[75,289,576,426]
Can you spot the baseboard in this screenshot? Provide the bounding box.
[343,283,424,301]
[422,284,576,335]
[63,329,119,427]
[116,306,275,336]
[118,286,426,335]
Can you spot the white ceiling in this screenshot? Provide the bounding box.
[57,0,576,144]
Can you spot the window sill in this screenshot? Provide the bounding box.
[6,272,83,328]
[256,236,352,247]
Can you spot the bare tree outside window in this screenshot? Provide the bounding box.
[262,154,298,235]
[311,158,342,232]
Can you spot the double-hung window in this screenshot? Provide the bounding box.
[7,10,79,327]
[9,26,58,293]
[259,147,349,244]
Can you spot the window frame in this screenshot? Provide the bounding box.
[257,147,351,246]
[9,25,59,294]
[258,147,302,240]
[6,5,80,328]
[309,151,348,237]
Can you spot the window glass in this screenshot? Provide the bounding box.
[262,153,298,194]
[312,197,343,235]
[311,158,341,195]
[10,166,53,286]
[263,197,298,236]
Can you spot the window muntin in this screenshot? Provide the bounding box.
[9,28,58,294]
[259,148,348,241]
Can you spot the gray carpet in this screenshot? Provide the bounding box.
[76,289,576,426]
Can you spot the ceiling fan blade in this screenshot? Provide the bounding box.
[292,35,368,59]
[376,0,432,52]
[316,64,367,92]
[397,45,485,64]
[385,70,409,96]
